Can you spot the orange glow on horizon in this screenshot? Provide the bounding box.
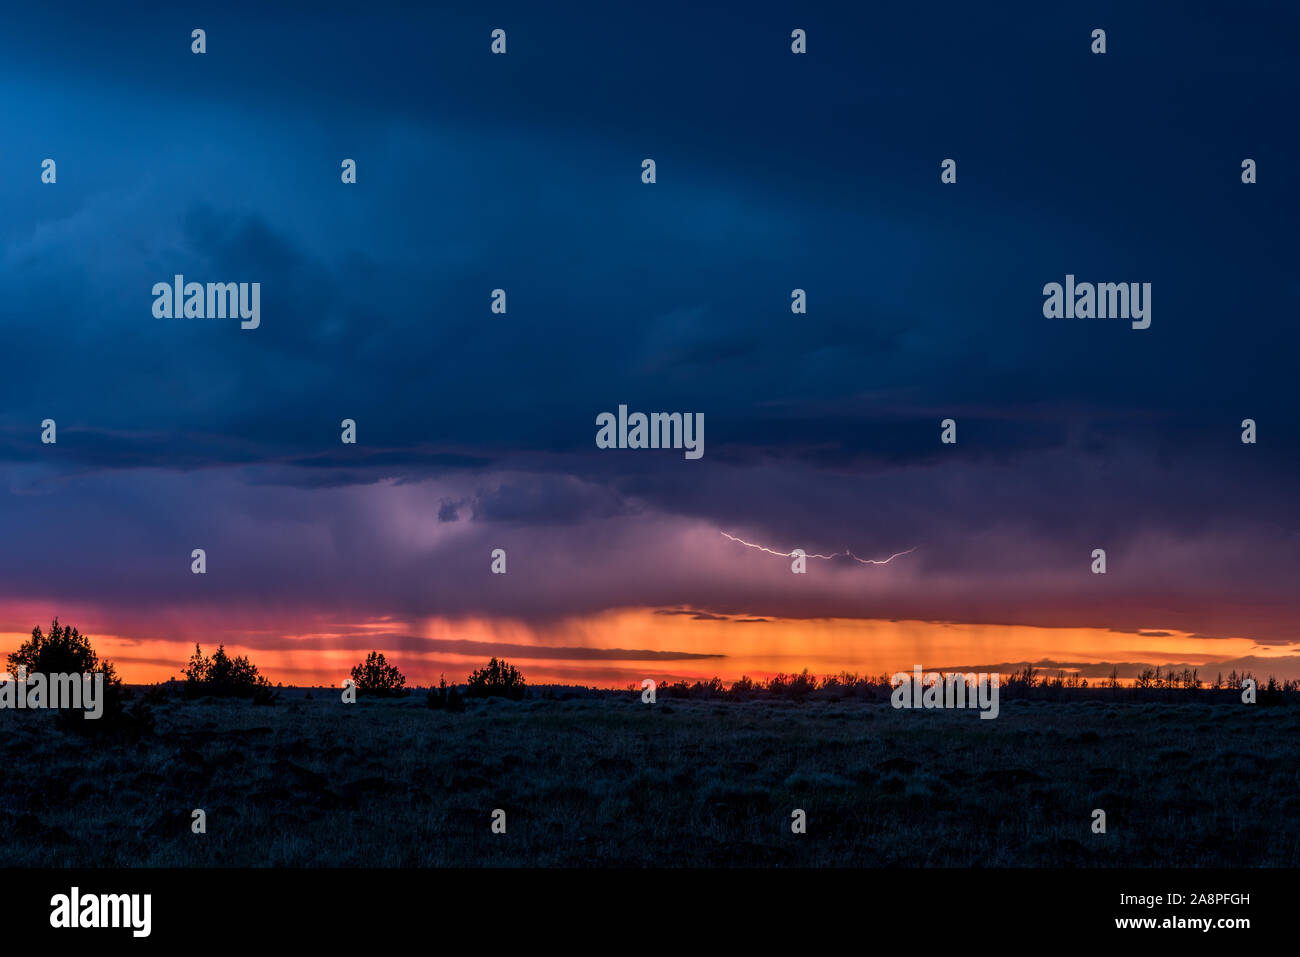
[2,607,1294,688]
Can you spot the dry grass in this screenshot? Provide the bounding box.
[3,694,1297,866]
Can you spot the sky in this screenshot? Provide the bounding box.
[2,1,1298,686]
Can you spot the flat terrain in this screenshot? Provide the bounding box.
[3,694,1297,866]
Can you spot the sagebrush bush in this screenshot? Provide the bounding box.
[426,675,465,712]
[183,643,275,701]
[8,619,122,690]
[350,650,408,698]
[465,657,527,700]
[7,619,149,733]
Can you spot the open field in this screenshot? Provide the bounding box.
[4,693,1297,867]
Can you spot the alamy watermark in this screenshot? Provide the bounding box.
[596,405,704,459]
[50,887,151,937]
[891,665,999,719]
[1042,274,1150,329]
[152,275,260,330]
[0,667,105,719]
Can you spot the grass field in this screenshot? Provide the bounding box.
[4,692,1297,867]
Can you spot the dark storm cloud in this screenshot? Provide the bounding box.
[0,2,1297,645]
[655,610,730,621]
[173,630,723,662]
[469,476,631,525]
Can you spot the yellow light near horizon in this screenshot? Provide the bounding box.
[0,611,1289,688]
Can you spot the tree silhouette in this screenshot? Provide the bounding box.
[6,619,134,727]
[183,643,273,699]
[349,650,408,697]
[465,657,527,700]
[8,618,121,688]
[426,674,464,711]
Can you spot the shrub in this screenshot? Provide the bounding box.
[426,675,464,712]
[349,650,408,697]
[183,643,275,701]
[465,657,527,700]
[787,669,818,699]
[729,675,755,697]
[8,618,121,688]
[7,619,129,725]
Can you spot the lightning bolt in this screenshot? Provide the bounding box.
[721,531,915,565]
